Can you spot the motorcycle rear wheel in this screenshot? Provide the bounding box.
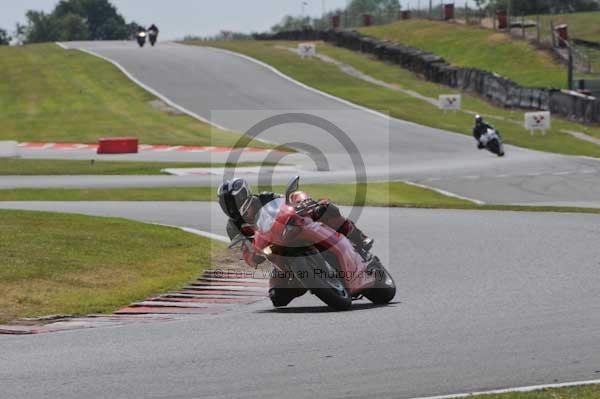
[290,252,352,311]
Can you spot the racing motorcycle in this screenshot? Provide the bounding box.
[136,31,147,47]
[480,128,505,157]
[231,176,396,310]
[148,30,158,46]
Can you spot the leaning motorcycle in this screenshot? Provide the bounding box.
[148,30,158,46]
[480,128,505,157]
[136,31,147,47]
[232,176,396,310]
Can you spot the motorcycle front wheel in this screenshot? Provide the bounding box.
[289,252,352,311]
[363,258,396,305]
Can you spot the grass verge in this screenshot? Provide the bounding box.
[0,210,224,323]
[534,11,600,43]
[0,43,266,148]
[0,158,274,176]
[360,19,566,88]
[467,384,600,399]
[185,40,600,158]
[1,182,600,216]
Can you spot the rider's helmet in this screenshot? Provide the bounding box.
[217,178,252,220]
[289,191,310,205]
[475,115,484,126]
[239,196,261,224]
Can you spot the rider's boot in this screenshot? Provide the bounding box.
[341,220,374,257]
[269,268,307,307]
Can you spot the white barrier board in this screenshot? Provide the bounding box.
[0,141,18,158]
[298,43,316,58]
[439,94,461,111]
[525,111,551,135]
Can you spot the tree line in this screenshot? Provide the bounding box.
[1,0,141,45]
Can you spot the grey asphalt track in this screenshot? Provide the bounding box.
[1,202,599,398]
[8,40,598,207]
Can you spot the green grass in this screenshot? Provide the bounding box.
[0,158,274,175]
[0,181,469,207]
[2,182,600,216]
[360,19,567,88]
[185,40,600,158]
[0,43,264,148]
[468,384,600,399]
[535,11,600,43]
[0,210,224,323]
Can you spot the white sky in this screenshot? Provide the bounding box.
[1,0,469,40]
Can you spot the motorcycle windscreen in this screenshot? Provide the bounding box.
[256,198,285,233]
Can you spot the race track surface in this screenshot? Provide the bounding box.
[11,41,593,207]
[1,203,599,398]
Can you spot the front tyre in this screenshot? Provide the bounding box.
[289,252,352,311]
[363,258,396,305]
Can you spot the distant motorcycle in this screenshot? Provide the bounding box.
[479,128,505,157]
[136,31,147,47]
[148,29,158,46]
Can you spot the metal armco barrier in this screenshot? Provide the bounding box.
[255,29,600,124]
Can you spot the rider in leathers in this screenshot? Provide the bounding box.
[218,178,374,307]
[473,114,494,149]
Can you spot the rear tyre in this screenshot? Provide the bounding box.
[289,252,352,311]
[363,258,396,305]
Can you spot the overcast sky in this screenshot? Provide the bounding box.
[1,0,470,40]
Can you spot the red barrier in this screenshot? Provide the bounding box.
[496,10,508,29]
[362,14,372,27]
[555,24,569,47]
[97,137,139,154]
[444,4,455,20]
[331,15,341,29]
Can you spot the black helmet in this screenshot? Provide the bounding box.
[475,114,483,125]
[217,178,252,220]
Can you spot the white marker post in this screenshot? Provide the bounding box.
[524,111,551,136]
[439,94,461,113]
[298,43,316,59]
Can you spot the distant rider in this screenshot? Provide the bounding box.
[473,114,494,149]
[148,24,159,37]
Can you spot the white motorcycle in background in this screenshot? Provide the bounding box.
[479,128,505,157]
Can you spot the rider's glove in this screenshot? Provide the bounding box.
[242,242,266,269]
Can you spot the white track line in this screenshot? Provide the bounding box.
[402,180,486,205]
[151,223,229,243]
[179,227,230,243]
[409,379,600,399]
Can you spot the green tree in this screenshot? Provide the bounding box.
[56,13,90,41]
[22,0,141,43]
[0,28,11,45]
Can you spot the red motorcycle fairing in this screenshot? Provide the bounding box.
[252,199,376,296]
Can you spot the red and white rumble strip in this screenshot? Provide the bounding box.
[0,270,268,335]
[18,142,268,153]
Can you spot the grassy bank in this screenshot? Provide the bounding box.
[360,19,566,88]
[0,43,263,148]
[2,182,600,216]
[469,384,600,399]
[186,40,600,158]
[0,181,470,207]
[0,210,222,323]
[535,11,600,43]
[0,158,273,175]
